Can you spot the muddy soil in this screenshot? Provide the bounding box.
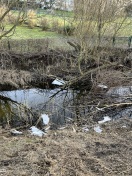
[0,118,132,176]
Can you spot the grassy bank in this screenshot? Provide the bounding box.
[5,9,132,40]
[5,25,62,39]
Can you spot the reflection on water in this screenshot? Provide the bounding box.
[1,88,131,127]
[0,88,77,126]
[0,99,12,124]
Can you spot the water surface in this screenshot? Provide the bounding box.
[0,88,77,126]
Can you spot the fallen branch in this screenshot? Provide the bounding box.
[99,102,132,110]
[62,62,118,90]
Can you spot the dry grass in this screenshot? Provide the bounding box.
[0,44,131,175]
[0,70,32,90]
[0,118,131,176]
[95,70,132,88]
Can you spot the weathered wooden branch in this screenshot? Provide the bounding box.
[100,102,132,110]
[62,62,118,90]
[67,40,81,51]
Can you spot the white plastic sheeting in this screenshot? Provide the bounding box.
[41,114,49,125]
[52,78,65,86]
[29,126,45,137]
[98,116,111,124]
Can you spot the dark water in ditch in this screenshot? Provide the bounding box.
[0,87,132,128]
[0,88,78,127]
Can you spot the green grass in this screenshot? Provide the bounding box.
[29,9,73,28]
[2,24,72,51]
[3,13,132,42]
[106,17,132,37]
[12,9,74,27]
[12,9,74,17]
[5,25,62,39]
[37,9,74,18]
[76,17,132,37]
[118,23,132,37]
[10,10,132,39]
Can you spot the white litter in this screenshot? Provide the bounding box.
[41,114,49,125]
[122,125,127,128]
[52,78,65,86]
[58,126,67,130]
[98,116,111,124]
[29,126,45,137]
[96,107,104,111]
[94,126,102,133]
[10,129,23,135]
[98,84,108,89]
[82,127,89,132]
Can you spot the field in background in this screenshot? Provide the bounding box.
[4,9,132,39]
[5,25,61,39]
[0,9,131,51]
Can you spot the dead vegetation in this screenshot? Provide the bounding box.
[0,117,131,176]
[0,41,131,176]
[0,70,32,90]
[0,42,131,123]
[0,45,131,91]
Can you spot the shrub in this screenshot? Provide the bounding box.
[0,5,25,26]
[8,14,18,24]
[64,25,75,35]
[0,5,9,24]
[0,5,7,17]
[51,19,60,31]
[58,25,75,36]
[40,17,49,31]
[28,19,37,28]
[27,9,37,19]
[125,3,132,17]
[27,10,37,28]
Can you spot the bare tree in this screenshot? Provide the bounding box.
[0,0,28,40]
[74,0,130,45]
[69,0,131,74]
